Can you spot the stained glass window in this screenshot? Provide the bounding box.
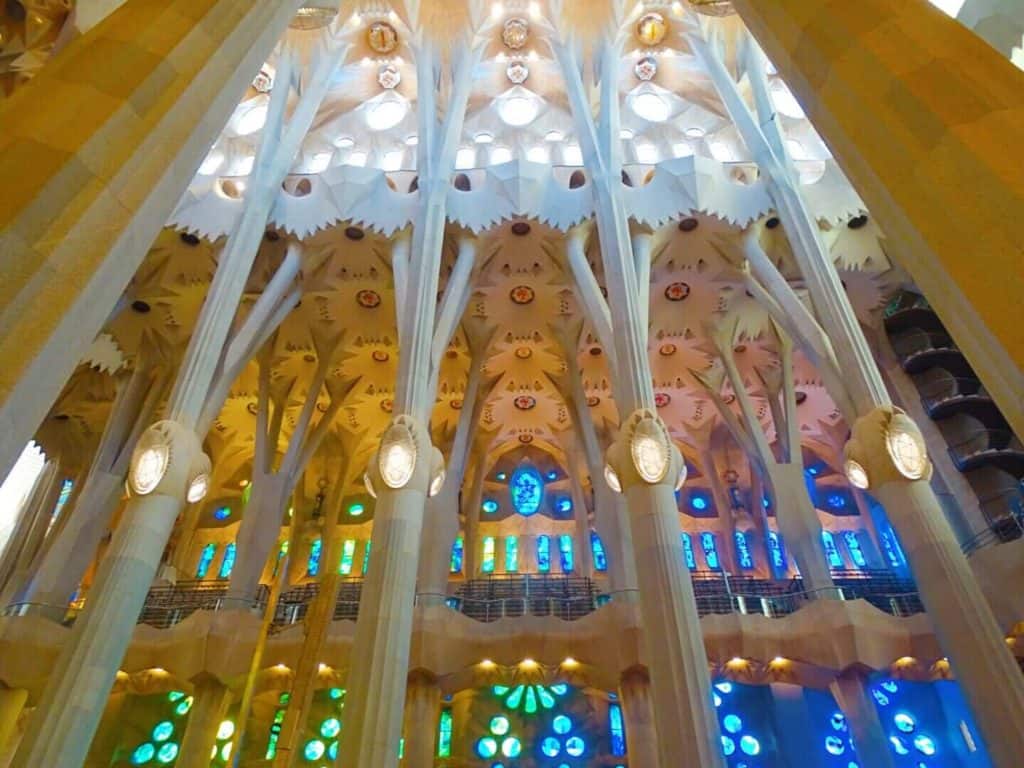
[842,530,867,568]
[196,543,217,579]
[450,536,464,574]
[734,530,754,570]
[821,531,844,568]
[537,535,551,573]
[880,528,906,568]
[558,534,574,572]
[482,537,496,573]
[362,540,372,575]
[767,530,786,571]
[681,532,696,570]
[338,539,356,575]
[217,542,236,579]
[609,702,626,756]
[437,707,453,757]
[701,532,720,570]
[590,531,607,572]
[307,537,323,576]
[505,535,518,572]
[265,692,290,759]
[272,539,288,578]
[50,478,73,531]
[510,467,544,516]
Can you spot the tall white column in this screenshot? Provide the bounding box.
[618,669,660,768]
[176,680,232,768]
[401,673,441,768]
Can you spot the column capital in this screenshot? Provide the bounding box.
[843,405,932,492]
[128,420,210,503]
[605,410,686,494]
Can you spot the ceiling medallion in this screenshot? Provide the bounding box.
[687,0,737,17]
[367,21,399,54]
[502,18,530,50]
[357,289,381,308]
[372,349,390,362]
[506,60,530,85]
[450,399,463,410]
[636,12,668,46]
[252,69,274,93]
[664,282,691,301]
[654,392,672,408]
[377,63,401,90]
[723,394,736,405]
[509,285,535,305]
[380,398,394,413]
[724,469,739,484]
[514,395,537,411]
[586,395,601,407]
[518,433,534,444]
[659,343,677,356]
[515,346,533,359]
[634,55,658,82]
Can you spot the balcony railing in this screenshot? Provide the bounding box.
[1,570,925,631]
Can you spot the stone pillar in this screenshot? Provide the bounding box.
[401,673,440,768]
[11,422,207,768]
[175,680,232,768]
[618,669,659,768]
[0,689,27,757]
[731,0,1024,438]
[569,469,593,578]
[83,690,126,768]
[462,458,486,580]
[0,0,305,485]
[829,669,896,768]
[0,460,61,605]
[449,689,476,764]
[846,406,1024,767]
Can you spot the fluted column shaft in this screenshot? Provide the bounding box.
[618,670,659,768]
[401,674,440,768]
[176,680,232,768]
[829,670,896,768]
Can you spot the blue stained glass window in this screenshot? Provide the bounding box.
[505,536,518,572]
[556,496,573,513]
[339,539,356,575]
[590,531,607,572]
[558,534,574,572]
[701,532,720,570]
[510,467,544,516]
[609,702,626,756]
[880,528,906,568]
[690,492,709,511]
[681,532,696,570]
[482,537,496,573]
[217,542,236,579]
[196,543,217,579]
[734,530,754,570]
[768,531,786,571]
[537,535,551,573]
[307,537,322,576]
[843,530,867,568]
[52,479,74,523]
[482,499,499,514]
[450,536,464,574]
[214,505,232,521]
[821,531,844,568]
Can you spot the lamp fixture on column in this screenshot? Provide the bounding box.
[130,432,171,496]
[885,412,930,480]
[630,416,671,484]
[428,447,446,497]
[603,463,622,493]
[363,471,377,498]
[378,418,418,489]
[186,472,210,503]
[674,460,688,491]
[843,458,870,490]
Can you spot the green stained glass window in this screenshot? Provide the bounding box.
[196,543,217,579]
[482,537,495,573]
[338,539,356,575]
[505,535,518,572]
[362,540,372,575]
[437,707,453,757]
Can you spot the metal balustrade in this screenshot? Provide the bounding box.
[1,570,925,631]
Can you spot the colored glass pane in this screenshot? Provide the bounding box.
[217,542,236,579]
[307,537,322,575]
[681,532,696,570]
[734,530,754,570]
[152,721,174,742]
[558,534,574,572]
[843,530,867,568]
[339,538,356,575]
[510,467,544,515]
[505,535,518,572]
[196,543,216,578]
[590,531,607,571]
[482,537,496,573]
[537,535,551,573]
[437,708,453,757]
[304,739,325,760]
[821,531,844,568]
[362,540,372,574]
[609,703,626,756]
[450,536,464,573]
[701,532,719,570]
[767,531,786,571]
[131,743,155,765]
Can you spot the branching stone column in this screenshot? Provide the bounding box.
[618,668,659,768]
[729,0,1024,437]
[24,361,166,611]
[338,22,487,764]
[844,407,1024,765]
[828,668,896,768]
[0,0,305,485]
[175,678,233,768]
[548,20,723,763]
[401,672,441,768]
